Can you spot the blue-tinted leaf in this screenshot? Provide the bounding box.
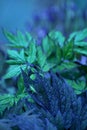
[37,46,46,68]
[74,47,87,56]
[42,36,55,57]
[63,40,74,60]
[49,31,65,47]
[27,42,36,63]
[4,65,26,79]
[7,49,25,64]
[75,29,87,41]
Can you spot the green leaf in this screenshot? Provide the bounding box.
[67,80,87,94]
[43,63,55,72]
[0,92,28,113]
[25,32,32,42]
[30,85,37,93]
[68,29,87,42]
[49,31,65,47]
[42,36,55,57]
[17,31,28,48]
[37,46,46,68]
[3,65,26,79]
[7,49,25,64]
[6,60,24,65]
[17,76,25,95]
[0,94,15,113]
[30,74,36,80]
[75,29,87,42]
[74,47,87,56]
[56,45,62,64]
[20,49,25,61]
[74,42,87,47]
[4,30,17,45]
[4,30,30,48]
[27,42,36,63]
[63,40,74,60]
[57,62,77,71]
[68,32,77,42]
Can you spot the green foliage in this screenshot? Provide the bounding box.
[4,30,32,48]
[67,79,87,94]
[27,41,36,63]
[69,29,87,56]
[63,40,74,60]
[0,28,87,129]
[48,30,65,47]
[3,65,26,79]
[7,49,25,64]
[0,94,15,114]
[0,92,27,114]
[42,36,55,57]
[75,29,87,42]
[3,29,87,94]
[55,62,77,72]
[0,76,28,114]
[37,46,47,68]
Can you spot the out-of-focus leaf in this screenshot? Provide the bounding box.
[3,65,26,79]
[68,32,77,42]
[4,30,18,45]
[27,41,36,63]
[42,36,55,57]
[6,60,24,65]
[74,47,87,56]
[7,49,25,64]
[56,45,62,64]
[75,29,87,42]
[0,94,15,113]
[68,29,87,42]
[63,40,74,60]
[67,80,87,94]
[37,46,46,68]
[4,30,31,48]
[30,74,36,80]
[30,85,37,93]
[17,76,25,95]
[59,67,81,80]
[57,62,77,71]
[25,32,32,42]
[43,63,55,72]
[75,42,87,47]
[49,31,65,47]
[17,31,28,47]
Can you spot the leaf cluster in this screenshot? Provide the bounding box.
[3,29,87,94]
[0,29,87,130]
[0,70,87,130]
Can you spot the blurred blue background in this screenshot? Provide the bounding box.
[0,0,57,43]
[0,0,87,43]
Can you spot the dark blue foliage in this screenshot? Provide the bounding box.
[0,110,57,130]
[21,70,87,130]
[0,70,87,130]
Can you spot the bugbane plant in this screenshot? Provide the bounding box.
[0,69,87,130]
[0,28,87,130]
[3,28,87,94]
